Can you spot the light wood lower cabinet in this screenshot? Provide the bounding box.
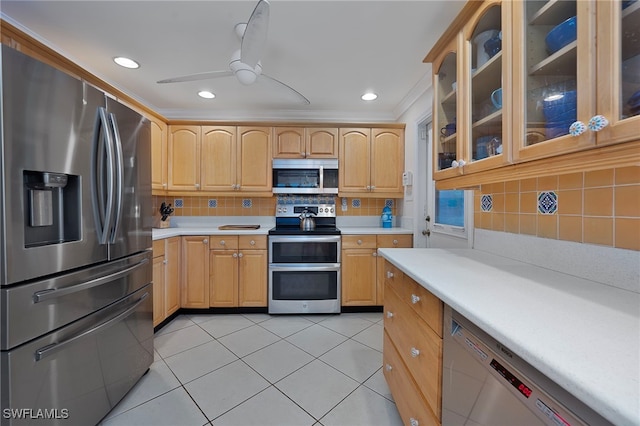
[181,236,210,308]
[209,235,267,307]
[383,260,443,425]
[152,237,180,326]
[341,234,412,306]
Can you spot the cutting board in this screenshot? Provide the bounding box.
[217,224,261,230]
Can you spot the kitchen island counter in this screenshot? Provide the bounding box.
[377,248,640,426]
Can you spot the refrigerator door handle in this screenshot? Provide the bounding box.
[91,107,116,245]
[108,112,124,244]
[32,258,149,303]
[34,292,150,361]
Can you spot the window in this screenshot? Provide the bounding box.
[435,190,464,227]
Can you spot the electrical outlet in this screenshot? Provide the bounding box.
[341,197,347,211]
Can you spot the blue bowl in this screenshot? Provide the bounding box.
[544,107,577,123]
[546,16,577,54]
[484,35,502,58]
[543,90,577,119]
[545,120,573,139]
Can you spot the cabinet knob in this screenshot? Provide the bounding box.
[386,271,394,279]
[357,239,363,245]
[410,418,419,426]
[370,185,376,190]
[250,240,256,246]
[238,252,243,258]
[372,252,377,257]
[588,115,609,132]
[219,240,225,246]
[386,311,394,318]
[163,259,168,265]
[385,364,393,371]
[202,239,208,244]
[195,183,200,188]
[162,183,167,188]
[411,294,421,304]
[569,121,587,136]
[410,347,420,358]
[232,253,238,258]
[365,185,371,190]
[392,239,398,245]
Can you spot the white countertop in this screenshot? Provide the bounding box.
[377,248,640,426]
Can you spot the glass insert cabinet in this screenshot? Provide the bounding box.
[428,0,640,183]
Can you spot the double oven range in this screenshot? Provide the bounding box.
[268,197,341,314]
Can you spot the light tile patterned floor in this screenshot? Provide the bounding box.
[101,312,402,426]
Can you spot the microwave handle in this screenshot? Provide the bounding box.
[319,165,324,189]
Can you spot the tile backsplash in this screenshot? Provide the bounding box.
[474,166,639,251]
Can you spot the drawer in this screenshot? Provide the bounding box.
[239,235,267,250]
[391,275,443,337]
[152,239,165,257]
[209,235,239,250]
[384,283,442,419]
[377,234,412,248]
[383,331,440,426]
[342,235,377,249]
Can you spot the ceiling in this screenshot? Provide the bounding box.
[1,1,465,122]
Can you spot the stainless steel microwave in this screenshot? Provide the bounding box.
[272,159,338,194]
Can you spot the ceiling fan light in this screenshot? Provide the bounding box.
[361,92,378,101]
[235,68,257,85]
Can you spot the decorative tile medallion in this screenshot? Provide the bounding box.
[481,195,493,212]
[174,199,183,208]
[242,199,252,208]
[351,199,361,208]
[385,199,394,208]
[208,199,217,208]
[538,191,558,215]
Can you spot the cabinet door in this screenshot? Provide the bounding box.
[376,234,413,305]
[273,127,305,158]
[237,126,272,192]
[512,0,596,162]
[181,236,210,308]
[150,119,167,192]
[339,128,371,193]
[210,250,239,307]
[341,248,377,305]
[238,249,268,307]
[371,128,404,195]
[306,127,338,158]
[596,0,640,146]
[152,255,165,327]
[168,125,201,191]
[202,126,237,192]
[165,237,181,316]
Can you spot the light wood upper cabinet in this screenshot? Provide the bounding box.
[202,126,237,192]
[168,125,200,191]
[339,128,404,197]
[273,127,338,158]
[150,119,167,192]
[427,0,640,189]
[237,127,272,193]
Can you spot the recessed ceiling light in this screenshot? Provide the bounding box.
[361,92,378,101]
[113,57,140,69]
[198,91,216,99]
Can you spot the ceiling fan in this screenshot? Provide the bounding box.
[157,0,310,105]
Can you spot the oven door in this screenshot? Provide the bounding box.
[268,264,340,314]
[269,235,340,264]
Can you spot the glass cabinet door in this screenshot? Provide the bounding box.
[466,3,505,168]
[513,0,596,161]
[434,47,460,175]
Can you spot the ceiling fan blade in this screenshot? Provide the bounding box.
[241,0,270,68]
[261,74,310,105]
[157,70,233,84]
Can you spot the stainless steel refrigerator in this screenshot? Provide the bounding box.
[0,45,153,425]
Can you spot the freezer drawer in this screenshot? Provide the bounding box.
[0,284,153,426]
[1,251,152,350]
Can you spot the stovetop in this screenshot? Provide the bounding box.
[268,226,341,236]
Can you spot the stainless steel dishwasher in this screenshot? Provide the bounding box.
[442,305,612,426]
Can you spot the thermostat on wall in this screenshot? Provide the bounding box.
[402,171,413,186]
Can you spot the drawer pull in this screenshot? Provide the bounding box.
[385,364,393,371]
[357,239,363,245]
[250,240,256,246]
[386,271,394,279]
[238,253,244,258]
[372,252,377,257]
[219,240,226,246]
[393,239,398,245]
[232,253,238,258]
[202,239,208,244]
[386,311,394,318]
[411,294,420,304]
[410,347,420,358]
[410,418,419,426]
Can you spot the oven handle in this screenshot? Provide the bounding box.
[269,263,341,271]
[268,235,341,244]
